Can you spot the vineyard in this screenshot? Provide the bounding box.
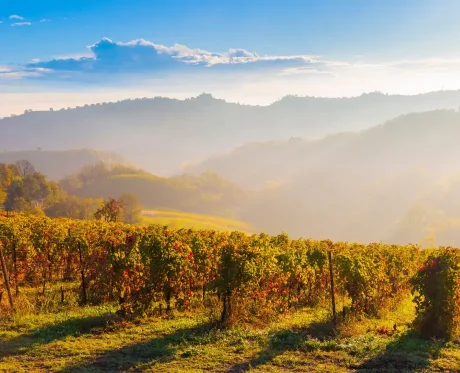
[2,213,460,372]
[2,212,458,329]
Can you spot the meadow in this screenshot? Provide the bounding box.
[2,295,460,372]
[141,210,252,232]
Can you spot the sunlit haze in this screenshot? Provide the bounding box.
[2,0,460,117]
[3,1,460,369]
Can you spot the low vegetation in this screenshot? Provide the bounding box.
[1,292,460,372]
[2,212,460,371]
[0,213,422,322]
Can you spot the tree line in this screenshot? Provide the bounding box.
[0,160,142,224]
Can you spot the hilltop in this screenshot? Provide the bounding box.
[187,109,460,186]
[2,90,460,175]
[59,163,248,218]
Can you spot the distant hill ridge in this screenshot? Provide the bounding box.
[186,109,460,187]
[189,109,460,246]
[2,90,460,175]
[2,106,460,247]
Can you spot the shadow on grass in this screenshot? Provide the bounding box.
[355,331,444,372]
[226,318,336,372]
[58,320,218,373]
[0,313,120,358]
[227,320,445,373]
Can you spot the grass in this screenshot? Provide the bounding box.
[141,210,253,232]
[1,295,460,372]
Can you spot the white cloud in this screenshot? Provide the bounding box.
[2,38,460,118]
[9,15,24,20]
[11,22,32,27]
[8,38,460,84]
[40,19,50,23]
[0,66,48,79]
[24,37,321,77]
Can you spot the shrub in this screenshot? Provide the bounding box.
[411,248,460,339]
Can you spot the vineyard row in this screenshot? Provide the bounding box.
[1,213,458,336]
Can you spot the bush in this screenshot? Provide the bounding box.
[334,243,420,316]
[411,248,460,339]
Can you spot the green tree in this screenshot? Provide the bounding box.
[0,163,19,209]
[4,172,54,213]
[76,162,110,187]
[46,196,102,220]
[79,198,104,219]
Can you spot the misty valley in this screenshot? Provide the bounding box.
[3,90,460,373]
[2,91,460,247]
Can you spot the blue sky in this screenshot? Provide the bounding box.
[1,0,460,116]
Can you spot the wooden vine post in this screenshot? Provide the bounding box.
[12,236,19,296]
[78,241,88,305]
[328,250,337,330]
[0,243,15,311]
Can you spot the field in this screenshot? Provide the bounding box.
[1,296,460,372]
[141,210,252,232]
[2,213,460,372]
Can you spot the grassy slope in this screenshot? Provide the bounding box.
[141,210,253,232]
[1,296,460,372]
[67,171,249,221]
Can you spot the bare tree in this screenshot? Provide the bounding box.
[15,160,35,178]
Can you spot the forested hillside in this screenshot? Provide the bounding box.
[2,91,460,174]
[4,108,460,246]
[187,110,460,246]
[0,157,249,220]
[59,162,248,217]
[188,110,460,186]
[0,149,128,180]
[3,99,460,246]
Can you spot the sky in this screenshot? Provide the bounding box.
[1,0,460,117]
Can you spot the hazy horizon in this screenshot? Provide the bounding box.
[2,0,460,247]
[3,0,460,117]
[3,88,460,119]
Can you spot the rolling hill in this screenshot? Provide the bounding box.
[60,164,249,218]
[0,149,128,180]
[186,110,460,187]
[185,109,460,246]
[3,96,460,246]
[2,91,460,175]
